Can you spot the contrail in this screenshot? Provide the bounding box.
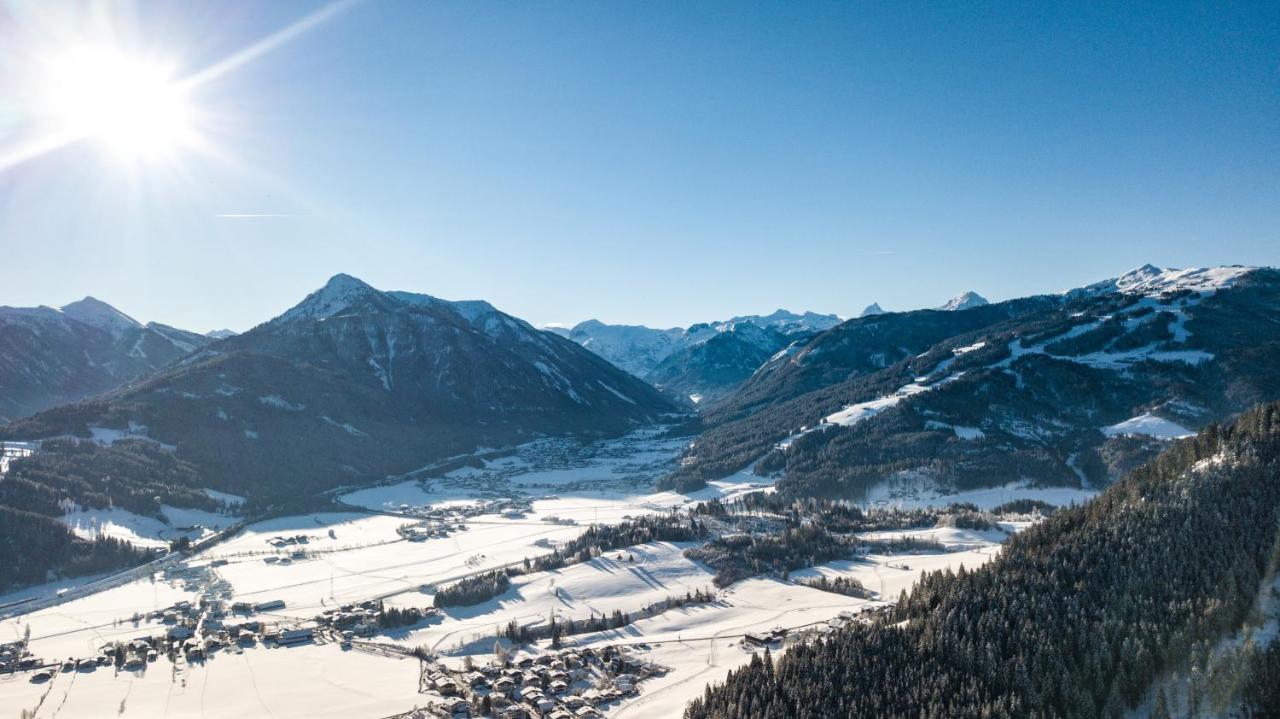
[215,214,292,219]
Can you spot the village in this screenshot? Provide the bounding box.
[0,427,1078,718]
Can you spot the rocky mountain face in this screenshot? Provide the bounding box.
[937,290,988,311]
[4,275,678,501]
[553,309,842,406]
[0,297,213,422]
[666,265,1280,497]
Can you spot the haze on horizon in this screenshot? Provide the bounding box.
[0,0,1277,334]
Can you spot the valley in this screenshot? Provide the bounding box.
[0,426,1068,718]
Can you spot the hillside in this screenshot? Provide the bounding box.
[0,297,213,422]
[669,265,1280,495]
[2,275,678,502]
[685,402,1280,719]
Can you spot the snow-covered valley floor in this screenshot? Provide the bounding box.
[0,427,1081,718]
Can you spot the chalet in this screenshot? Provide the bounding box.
[535,697,556,713]
[574,708,601,719]
[277,627,314,646]
[743,632,773,647]
[254,599,286,612]
[519,686,542,703]
[494,677,516,694]
[549,679,569,695]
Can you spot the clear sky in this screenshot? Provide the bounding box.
[1,0,1277,333]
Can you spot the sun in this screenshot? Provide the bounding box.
[37,48,194,158]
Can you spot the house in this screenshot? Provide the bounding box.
[743,633,773,647]
[574,708,601,719]
[549,679,569,694]
[536,697,556,713]
[494,677,516,694]
[167,626,193,640]
[253,599,286,612]
[519,686,542,703]
[442,697,469,716]
[277,627,313,646]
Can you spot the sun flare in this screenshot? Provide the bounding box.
[37,48,193,158]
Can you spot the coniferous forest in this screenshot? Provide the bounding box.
[684,402,1280,719]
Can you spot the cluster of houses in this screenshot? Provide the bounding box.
[421,645,661,718]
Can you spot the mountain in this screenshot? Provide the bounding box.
[0,298,214,422]
[2,274,678,502]
[666,264,1280,496]
[555,310,842,406]
[205,329,237,340]
[859,303,885,317]
[937,290,988,311]
[685,402,1280,718]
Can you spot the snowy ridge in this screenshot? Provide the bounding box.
[1076,264,1255,298]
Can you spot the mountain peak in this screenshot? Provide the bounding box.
[938,291,989,312]
[278,274,381,322]
[59,296,141,335]
[860,303,885,317]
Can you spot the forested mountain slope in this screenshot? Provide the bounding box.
[685,402,1280,719]
[669,266,1280,496]
[1,275,677,502]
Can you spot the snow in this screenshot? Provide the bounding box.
[597,381,637,405]
[258,395,305,411]
[570,578,873,718]
[937,291,988,312]
[386,542,717,655]
[204,489,246,506]
[862,476,1097,510]
[1102,413,1194,440]
[1078,264,1255,298]
[823,373,964,429]
[60,504,241,549]
[0,641,424,719]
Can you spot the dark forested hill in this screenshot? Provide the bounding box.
[684,402,1280,719]
[2,275,679,502]
[667,266,1280,497]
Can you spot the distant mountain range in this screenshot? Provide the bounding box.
[0,297,214,422]
[549,310,843,405]
[667,265,1280,499]
[3,275,676,501]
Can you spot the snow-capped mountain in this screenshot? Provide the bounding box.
[205,329,238,340]
[554,309,842,405]
[937,291,988,311]
[5,275,677,499]
[0,298,213,422]
[1074,263,1255,297]
[859,303,885,317]
[668,264,1280,498]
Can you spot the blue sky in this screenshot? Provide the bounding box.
[1,0,1276,332]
